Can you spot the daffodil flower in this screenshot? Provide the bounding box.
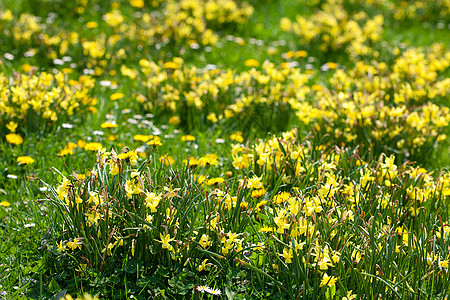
[158,233,174,251]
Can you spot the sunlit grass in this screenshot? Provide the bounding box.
[0,0,449,299]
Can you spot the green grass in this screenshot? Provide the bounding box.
[384,23,450,48]
[0,0,449,299]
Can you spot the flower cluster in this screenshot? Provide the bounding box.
[3,0,449,298]
[135,58,309,131]
[0,0,253,72]
[386,0,450,22]
[308,45,450,161]
[128,47,449,161]
[0,71,96,136]
[281,2,384,59]
[46,128,450,298]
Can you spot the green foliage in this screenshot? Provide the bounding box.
[0,0,449,299]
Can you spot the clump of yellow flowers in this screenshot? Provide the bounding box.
[46,128,450,298]
[281,1,383,58]
[0,71,96,135]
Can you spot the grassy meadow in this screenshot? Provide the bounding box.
[0,0,449,299]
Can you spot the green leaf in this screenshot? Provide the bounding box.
[110,274,120,284]
[126,260,137,274]
[325,285,336,299]
[0,208,7,219]
[48,279,60,293]
[168,276,187,295]
[361,272,401,298]
[52,289,67,300]
[156,265,170,277]
[225,287,236,300]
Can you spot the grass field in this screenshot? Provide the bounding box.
[0,0,449,299]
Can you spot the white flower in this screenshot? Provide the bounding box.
[24,49,36,57]
[195,285,221,296]
[196,286,207,293]
[206,287,222,295]
[53,59,64,65]
[100,80,112,87]
[4,53,14,60]
[83,68,95,75]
